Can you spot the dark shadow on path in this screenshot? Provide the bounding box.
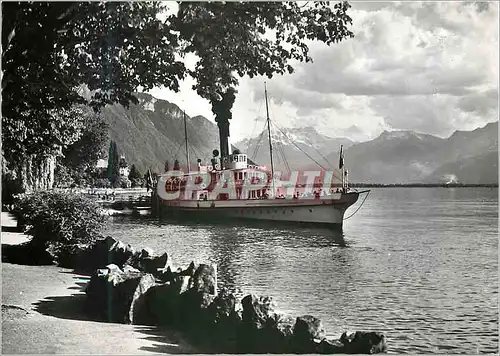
[32,282,201,353]
[1,243,54,265]
[32,293,106,323]
[135,326,200,354]
[1,225,22,233]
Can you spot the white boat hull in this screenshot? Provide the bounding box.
[158,192,359,227]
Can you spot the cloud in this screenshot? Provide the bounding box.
[152,1,499,142]
[457,89,499,116]
[371,91,498,137]
[289,2,495,97]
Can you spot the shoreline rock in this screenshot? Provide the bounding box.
[7,232,387,354]
[1,208,387,353]
[76,236,387,354]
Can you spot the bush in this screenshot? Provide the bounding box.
[117,176,131,188]
[2,171,23,206]
[94,178,111,188]
[53,163,75,188]
[12,190,105,247]
[130,177,145,188]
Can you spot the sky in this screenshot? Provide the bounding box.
[149,1,499,143]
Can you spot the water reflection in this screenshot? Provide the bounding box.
[206,225,244,290]
[205,223,348,292]
[165,220,347,247]
[120,214,350,248]
[103,188,499,354]
[111,215,350,295]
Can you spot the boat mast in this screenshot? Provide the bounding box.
[264,82,275,196]
[183,110,190,173]
[340,145,345,192]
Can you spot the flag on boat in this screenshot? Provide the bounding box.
[339,145,344,169]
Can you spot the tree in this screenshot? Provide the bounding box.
[173,2,354,159]
[2,2,354,190]
[128,164,143,188]
[107,141,120,187]
[57,109,109,186]
[128,164,142,180]
[2,2,184,181]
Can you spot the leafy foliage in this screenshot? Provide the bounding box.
[53,163,75,188]
[52,108,109,187]
[2,170,23,205]
[128,164,144,188]
[2,105,89,166]
[117,176,132,189]
[173,1,354,156]
[2,2,184,165]
[175,1,353,100]
[61,110,109,173]
[2,1,354,176]
[107,140,121,186]
[12,191,105,246]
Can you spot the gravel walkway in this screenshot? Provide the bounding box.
[1,212,196,354]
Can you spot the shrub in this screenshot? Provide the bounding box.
[130,177,145,188]
[2,171,23,206]
[53,163,75,188]
[12,190,105,247]
[117,176,131,188]
[94,178,111,188]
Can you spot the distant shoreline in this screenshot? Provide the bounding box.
[349,183,498,188]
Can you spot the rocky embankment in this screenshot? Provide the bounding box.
[39,235,388,354]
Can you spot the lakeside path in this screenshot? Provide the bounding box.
[1,212,196,354]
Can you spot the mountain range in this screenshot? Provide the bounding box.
[99,93,498,184]
[101,93,220,173]
[236,126,354,171]
[319,122,498,184]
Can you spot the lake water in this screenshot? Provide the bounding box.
[104,188,498,354]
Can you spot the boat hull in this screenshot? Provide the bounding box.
[157,192,359,227]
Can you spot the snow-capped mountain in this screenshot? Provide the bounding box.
[235,126,354,170]
[320,122,498,184]
[100,91,497,184]
[377,130,440,141]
